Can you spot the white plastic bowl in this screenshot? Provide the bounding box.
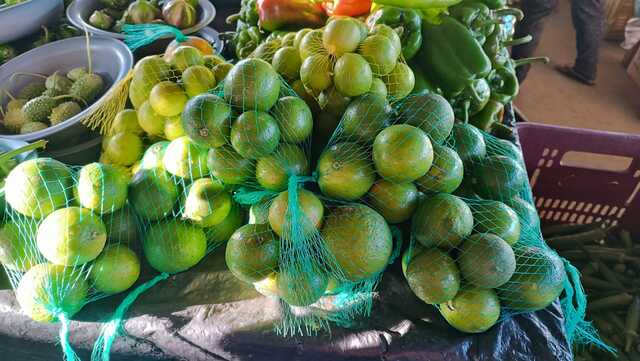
[0,36,133,149]
[0,0,64,43]
[67,0,216,40]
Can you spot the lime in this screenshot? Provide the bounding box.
[225,224,279,283]
[473,155,527,200]
[321,204,392,282]
[163,136,210,179]
[90,245,140,294]
[206,203,244,246]
[149,81,188,117]
[128,168,179,221]
[334,53,372,97]
[270,96,312,143]
[300,54,333,95]
[143,221,207,273]
[37,207,107,266]
[207,145,254,185]
[317,142,375,201]
[76,162,129,214]
[111,109,143,135]
[103,132,143,166]
[369,78,388,99]
[439,287,500,333]
[140,141,170,170]
[4,158,73,219]
[323,18,362,56]
[277,269,328,307]
[213,63,233,82]
[138,100,167,137]
[371,24,402,53]
[450,123,486,163]
[182,93,231,148]
[268,189,324,238]
[299,29,326,60]
[16,263,88,322]
[102,206,138,244]
[382,62,415,100]
[294,28,312,49]
[405,248,460,304]
[256,144,309,191]
[318,86,351,116]
[366,180,418,224]
[182,65,216,98]
[412,193,473,249]
[249,200,270,224]
[164,116,186,140]
[398,93,455,145]
[358,34,400,76]
[224,58,280,112]
[172,46,204,72]
[231,111,280,159]
[182,178,232,227]
[272,46,301,81]
[0,222,38,271]
[472,201,521,245]
[341,93,390,143]
[254,272,279,297]
[373,124,433,183]
[458,233,516,288]
[415,144,464,193]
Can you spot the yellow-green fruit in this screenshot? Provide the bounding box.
[317,142,375,201]
[334,53,372,97]
[277,269,328,307]
[206,203,244,245]
[412,193,473,249]
[358,34,400,76]
[254,272,279,297]
[439,287,501,333]
[299,29,326,60]
[111,109,143,135]
[472,201,521,245]
[272,46,301,81]
[149,81,188,117]
[182,178,232,227]
[382,62,415,100]
[140,141,169,170]
[49,101,82,126]
[5,158,73,219]
[37,207,107,266]
[163,136,209,179]
[90,245,140,294]
[369,78,388,99]
[213,62,233,82]
[16,263,88,323]
[172,45,204,72]
[458,233,516,289]
[373,124,433,183]
[129,168,179,221]
[321,204,392,282]
[230,111,280,160]
[181,93,231,148]
[143,221,207,273]
[366,180,418,224]
[102,206,138,244]
[415,144,464,194]
[203,54,226,68]
[405,248,460,304]
[323,18,362,56]
[207,145,254,185]
[182,65,216,97]
[300,54,332,95]
[20,122,48,134]
[281,32,296,47]
[70,73,105,103]
[371,24,402,53]
[76,162,128,214]
[134,55,175,82]
[103,132,143,166]
[223,58,281,112]
[268,189,323,239]
[249,200,270,224]
[138,100,167,136]
[164,116,186,140]
[271,96,312,143]
[256,144,309,191]
[0,222,38,271]
[294,28,312,48]
[225,224,279,283]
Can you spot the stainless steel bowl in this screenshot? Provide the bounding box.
[0,0,64,43]
[67,0,216,40]
[0,36,133,149]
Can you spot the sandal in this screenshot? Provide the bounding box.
[554,64,596,86]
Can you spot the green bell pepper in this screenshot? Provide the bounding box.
[488,67,519,104]
[368,6,423,60]
[470,99,504,131]
[409,60,441,94]
[374,0,463,9]
[452,78,491,122]
[449,2,524,45]
[417,16,492,96]
[483,27,532,67]
[477,0,506,9]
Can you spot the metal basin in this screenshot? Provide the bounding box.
[67,0,216,40]
[0,36,133,150]
[0,0,64,43]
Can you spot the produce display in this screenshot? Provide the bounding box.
[0,0,607,360]
[0,66,104,134]
[88,0,202,32]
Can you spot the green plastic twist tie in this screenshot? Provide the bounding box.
[123,24,188,51]
[91,272,170,361]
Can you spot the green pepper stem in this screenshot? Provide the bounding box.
[461,100,470,123]
[226,13,241,24]
[513,56,550,67]
[0,139,47,163]
[493,8,524,21]
[503,35,532,47]
[394,25,406,38]
[468,85,483,103]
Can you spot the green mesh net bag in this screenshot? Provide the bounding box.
[0,157,144,361]
[314,88,607,349]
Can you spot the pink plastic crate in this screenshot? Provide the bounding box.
[516,122,640,235]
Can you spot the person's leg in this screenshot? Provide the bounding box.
[570,0,605,80]
[512,0,560,82]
